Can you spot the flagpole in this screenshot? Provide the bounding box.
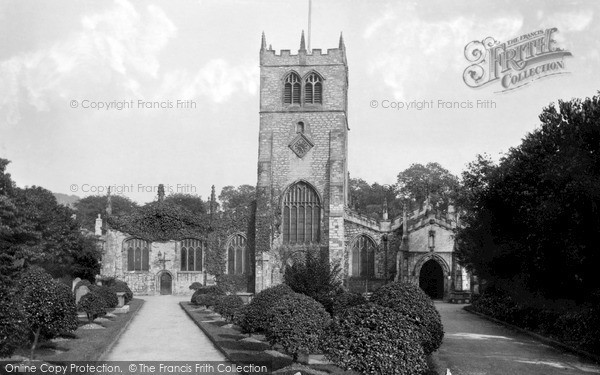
[308,0,312,52]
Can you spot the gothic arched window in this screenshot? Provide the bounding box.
[304,73,322,104]
[283,72,301,105]
[282,182,320,244]
[125,238,150,271]
[351,235,376,277]
[181,238,204,272]
[227,234,247,274]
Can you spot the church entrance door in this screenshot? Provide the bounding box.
[419,259,444,299]
[160,273,172,295]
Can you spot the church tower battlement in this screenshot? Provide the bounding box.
[254,32,349,292]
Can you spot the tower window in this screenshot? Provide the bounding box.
[351,235,376,277]
[181,238,204,272]
[227,234,247,274]
[282,182,320,244]
[304,73,322,104]
[284,73,301,104]
[125,238,150,271]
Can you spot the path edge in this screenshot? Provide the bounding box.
[464,305,600,364]
[98,299,146,361]
[179,302,235,363]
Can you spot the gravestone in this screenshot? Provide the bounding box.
[72,277,82,292]
[116,292,126,307]
[75,285,90,305]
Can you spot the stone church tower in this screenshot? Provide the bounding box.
[254,32,349,292]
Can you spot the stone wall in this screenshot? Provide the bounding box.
[100,229,208,296]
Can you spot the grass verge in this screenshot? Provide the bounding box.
[7,298,143,362]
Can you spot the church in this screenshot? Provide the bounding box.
[97,32,471,301]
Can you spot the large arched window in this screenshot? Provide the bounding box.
[227,234,247,274]
[125,238,150,271]
[351,235,376,277]
[283,72,301,104]
[304,73,322,104]
[282,182,320,244]
[181,239,204,272]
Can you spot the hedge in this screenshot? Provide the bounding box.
[237,284,294,334]
[323,303,427,374]
[370,282,444,355]
[265,293,330,361]
[471,290,600,355]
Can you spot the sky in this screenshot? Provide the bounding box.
[1,0,598,203]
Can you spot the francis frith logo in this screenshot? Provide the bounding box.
[463,27,572,92]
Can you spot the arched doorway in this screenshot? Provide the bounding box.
[419,259,444,299]
[159,273,172,295]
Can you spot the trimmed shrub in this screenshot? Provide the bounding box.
[107,279,133,304]
[0,290,27,358]
[214,295,244,322]
[189,282,203,291]
[17,267,78,359]
[265,293,330,361]
[89,285,118,308]
[237,284,294,334]
[322,303,427,374]
[370,282,444,355]
[78,292,107,323]
[191,285,226,307]
[331,291,367,316]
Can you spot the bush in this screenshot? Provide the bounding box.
[107,279,133,304]
[0,290,27,358]
[330,291,367,316]
[17,267,78,359]
[189,282,203,291]
[237,284,294,334]
[370,282,444,355]
[322,303,427,374]
[89,285,118,308]
[191,285,226,307]
[283,250,343,314]
[78,292,107,323]
[265,293,330,361]
[214,295,244,322]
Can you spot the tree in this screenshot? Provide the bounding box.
[349,178,400,219]
[74,195,138,231]
[218,185,255,213]
[17,267,78,359]
[0,159,102,283]
[456,93,600,301]
[164,193,206,216]
[397,162,460,212]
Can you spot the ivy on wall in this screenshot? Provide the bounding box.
[107,201,211,242]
